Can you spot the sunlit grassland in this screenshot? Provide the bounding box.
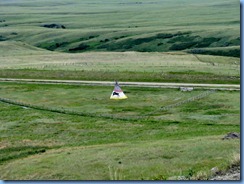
[0,0,240,180]
[0,82,240,179]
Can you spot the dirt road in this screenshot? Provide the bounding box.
[0,78,240,90]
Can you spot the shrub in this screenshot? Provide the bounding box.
[68,43,90,52]
[156,33,174,39]
[169,41,197,50]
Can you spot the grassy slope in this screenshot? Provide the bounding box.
[0,0,240,83]
[0,0,240,56]
[0,83,240,179]
[0,41,240,84]
[0,136,239,180]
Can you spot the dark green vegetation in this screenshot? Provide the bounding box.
[0,83,240,179]
[0,0,240,57]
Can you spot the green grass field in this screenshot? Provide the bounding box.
[0,82,240,180]
[0,0,240,180]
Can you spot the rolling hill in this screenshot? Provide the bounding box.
[0,0,240,57]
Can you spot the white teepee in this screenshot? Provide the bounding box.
[110,81,128,100]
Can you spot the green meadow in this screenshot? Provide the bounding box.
[0,83,240,180]
[0,0,240,180]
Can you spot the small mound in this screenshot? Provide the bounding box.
[222,132,240,140]
[0,41,51,55]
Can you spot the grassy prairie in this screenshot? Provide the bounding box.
[0,82,240,180]
[0,0,240,83]
[0,41,240,84]
[0,136,239,180]
[0,0,240,180]
[0,0,240,56]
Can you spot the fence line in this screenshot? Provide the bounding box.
[0,61,240,71]
[0,89,221,121]
[0,97,144,121]
[147,90,216,115]
[1,66,239,77]
[162,90,216,110]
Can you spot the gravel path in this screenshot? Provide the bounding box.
[0,78,240,90]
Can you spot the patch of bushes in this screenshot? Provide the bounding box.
[80,31,237,55]
[166,34,225,51]
[55,42,69,48]
[185,168,196,179]
[39,41,70,51]
[37,42,56,51]
[100,38,110,42]
[195,37,221,48]
[42,23,66,29]
[156,33,174,39]
[227,37,240,46]
[0,35,7,41]
[68,43,90,52]
[169,41,198,50]
[96,32,233,54]
[167,35,198,43]
[188,47,240,58]
[88,35,99,39]
[131,37,155,45]
[114,35,127,40]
